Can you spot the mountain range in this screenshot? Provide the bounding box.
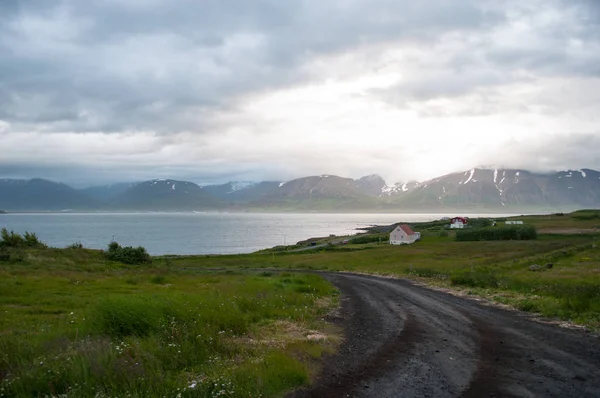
[1,168,600,212]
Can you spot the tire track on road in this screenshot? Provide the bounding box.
[288,272,600,397]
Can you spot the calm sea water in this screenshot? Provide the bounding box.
[0,212,513,255]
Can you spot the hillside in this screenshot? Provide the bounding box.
[0,178,97,211]
[1,168,599,211]
[252,175,379,210]
[109,179,222,210]
[383,168,600,211]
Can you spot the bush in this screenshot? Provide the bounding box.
[0,228,47,249]
[571,209,600,220]
[0,248,10,262]
[455,225,537,241]
[451,271,500,288]
[67,241,84,249]
[468,218,493,228]
[105,241,152,265]
[350,234,384,244]
[149,275,167,284]
[407,267,447,278]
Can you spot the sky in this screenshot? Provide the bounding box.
[1,0,599,187]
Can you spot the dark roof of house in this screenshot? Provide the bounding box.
[398,224,415,236]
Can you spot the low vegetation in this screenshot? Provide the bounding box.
[455,225,538,241]
[0,249,340,397]
[571,209,600,220]
[105,241,152,265]
[349,233,386,244]
[0,227,47,249]
[170,211,600,330]
[1,209,598,396]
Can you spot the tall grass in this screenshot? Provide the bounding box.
[0,256,339,397]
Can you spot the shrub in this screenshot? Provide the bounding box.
[350,234,384,244]
[149,275,167,284]
[451,271,500,288]
[67,241,84,249]
[0,228,47,249]
[455,225,537,241]
[0,247,10,262]
[105,241,152,265]
[571,209,600,220]
[407,267,447,278]
[469,218,493,228]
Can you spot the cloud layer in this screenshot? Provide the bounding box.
[1,0,599,186]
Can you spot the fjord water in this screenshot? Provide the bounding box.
[1,212,507,255]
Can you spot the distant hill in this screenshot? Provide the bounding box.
[252,175,378,210]
[0,178,97,211]
[381,168,600,211]
[1,168,599,212]
[109,179,222,210]
[80,182,137,202]
[199,181,281,203]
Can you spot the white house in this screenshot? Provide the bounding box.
[505,220,524,225]
[390,224,420,245]
[450,217,468,229]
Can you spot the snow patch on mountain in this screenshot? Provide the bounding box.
[462,169,475,184]
[228,182,256,193]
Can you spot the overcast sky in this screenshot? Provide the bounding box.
[1,0,599,187]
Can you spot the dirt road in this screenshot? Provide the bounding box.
[290,273,600,397]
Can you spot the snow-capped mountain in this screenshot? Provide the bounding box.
[384,168,600,210]
[1,168,599,211]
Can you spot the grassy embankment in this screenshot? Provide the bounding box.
[169,210,600,329]
[0,233,340,397]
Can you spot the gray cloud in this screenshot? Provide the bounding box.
[1,0,600,185]
[371,0,600,109]
[0,0,499,133]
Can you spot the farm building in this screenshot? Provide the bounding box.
[505,220,524,225]
[450,217,468,229]
[390,224,420,245]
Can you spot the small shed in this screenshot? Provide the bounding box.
[390,224,420,245]
[450,217,468,229]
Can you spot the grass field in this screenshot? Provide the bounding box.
[168,211,600,329]
[1,210,599,396]
[0,249,340,397]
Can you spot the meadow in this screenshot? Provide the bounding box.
[1,210,599,397]
[169,211,600,329]
[0,246,340,397]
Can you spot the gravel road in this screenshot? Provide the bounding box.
[289,272,600,398]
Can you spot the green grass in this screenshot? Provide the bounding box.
[169,222,600,329]
[2,209,599,396]
[0,250,340,397]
